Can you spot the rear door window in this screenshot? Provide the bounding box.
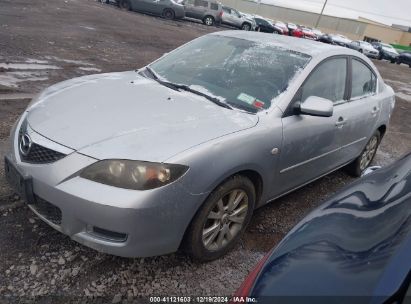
[194,0,208,7]
[210,3,218,10]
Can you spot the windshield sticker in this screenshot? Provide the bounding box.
[253,100,265,108]
[237,93,256,105]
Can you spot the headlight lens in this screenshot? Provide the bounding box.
[80,160,188,190]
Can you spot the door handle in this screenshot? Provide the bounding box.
[371,107,380,115]
[335,116,347,127]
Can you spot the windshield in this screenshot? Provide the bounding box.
[150,35,310,112]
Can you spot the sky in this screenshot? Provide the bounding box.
[261,0,411,27]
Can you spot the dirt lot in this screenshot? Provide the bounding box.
[0,0,410,302]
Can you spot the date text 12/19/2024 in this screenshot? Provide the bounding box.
[149,296,257,303]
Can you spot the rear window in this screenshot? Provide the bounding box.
[210,2,218,10]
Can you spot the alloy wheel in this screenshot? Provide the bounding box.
[242,24,250,31]
[204,17,213,26]
[202,189,248,251]
[360,135,378,171]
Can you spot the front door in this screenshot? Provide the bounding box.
[276,57,349,195]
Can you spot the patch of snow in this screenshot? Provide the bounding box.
[44,56,95,66]
[395,92,411,102]
[79,67,102,72]
[0,71,48,88]
[0,63,60,70]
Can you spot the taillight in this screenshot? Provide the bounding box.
[230,250,272,302]
[219,11,223,17]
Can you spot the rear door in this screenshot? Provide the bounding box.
[335,57,380,164]
[276,57,349,195]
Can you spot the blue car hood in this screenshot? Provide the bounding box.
[251,153,411,303]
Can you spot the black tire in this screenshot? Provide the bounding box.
[378,53,383,60]
[409,64,411,68]
[241,23,251,31]
[118,0,131,10]
[203,15,214,26]
[346,130,381,177]
[183,175,256,262]
[390,59,395,63]
[163,8,175,20]
[273,30,279,34]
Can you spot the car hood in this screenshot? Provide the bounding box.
[251,153,411,302]
[26,72,258,162]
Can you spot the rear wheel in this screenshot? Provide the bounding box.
[118,0,131,10]
[241,23,251,31]
[203,15,214,26]
[184,176,255,262]
[346,130,381,177]
[163,8,175,20]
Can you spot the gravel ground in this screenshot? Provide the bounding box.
[0,0,410,302]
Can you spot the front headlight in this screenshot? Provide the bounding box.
[80,160,188,190]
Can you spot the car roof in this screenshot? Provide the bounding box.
[210,30,359,57]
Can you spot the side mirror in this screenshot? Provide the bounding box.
[299,96,334,117]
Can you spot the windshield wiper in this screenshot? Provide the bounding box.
[144,66,232,110]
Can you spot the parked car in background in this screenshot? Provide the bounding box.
[396,51,411,67]
[311,28,323,39]
[118,0,185,19]
[254,17,277,33]
[4,31,395,262]
[349,40,379,58]
[292,27,316,40]
[330,34,351,47]
[286,22,297,35]
[273,21,288,35]
[221,6,255,30]
[183,0,222,26]
[318,33,334,44]
[372,42,399,63]
[233,152,411,303]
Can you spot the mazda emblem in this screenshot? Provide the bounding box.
[19,133,32,156]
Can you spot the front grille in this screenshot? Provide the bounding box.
[18,119,66,164]
[31,195,62,225]
[20,142,66,164]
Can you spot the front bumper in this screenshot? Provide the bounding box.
[5,117,208,257]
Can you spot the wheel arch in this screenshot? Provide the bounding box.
[178,168,264,251]
[377,124,387,139]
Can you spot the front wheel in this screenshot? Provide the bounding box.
[346,130,381,177]
[163,8,175,20]
[184,176,255,262]
[203,16,214,26]
[118,0,131,10]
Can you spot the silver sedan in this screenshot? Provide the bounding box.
[4,31,395,261]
